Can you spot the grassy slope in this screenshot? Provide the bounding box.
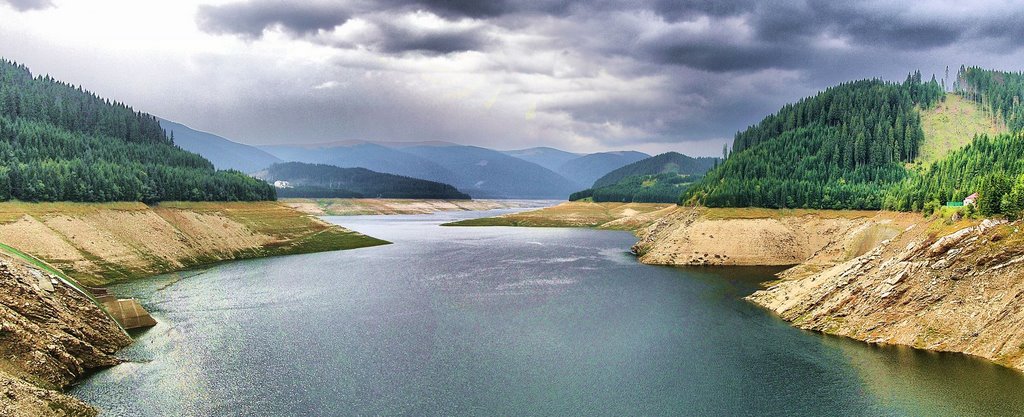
[918,94,1007,164]
[0,201,388,286]
[445,202,674,229]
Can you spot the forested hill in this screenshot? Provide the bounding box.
[0,59,274,202]
[592,152,718,188]
[568,152,716,203]
[684,74,944,209]
[956,66,1024,132]
[256,162,471,199]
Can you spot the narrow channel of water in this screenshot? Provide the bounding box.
[72,210,1024,416]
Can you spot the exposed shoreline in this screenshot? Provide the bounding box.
[0,201,389,287]
[282,198,555,216]
[451,201,1024,372]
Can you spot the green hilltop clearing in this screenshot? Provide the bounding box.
[918,94,1007,164]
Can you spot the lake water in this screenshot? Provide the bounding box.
[72,209,1024,416]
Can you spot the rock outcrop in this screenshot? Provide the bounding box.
[0,254,131,416]
[749,218,1024,371]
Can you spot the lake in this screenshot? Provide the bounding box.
[72,209,1024,416]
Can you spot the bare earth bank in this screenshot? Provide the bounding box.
[282,198,553,216]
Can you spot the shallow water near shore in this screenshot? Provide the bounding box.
[72,209,1024,416]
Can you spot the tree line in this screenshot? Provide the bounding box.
[0,58,274,203]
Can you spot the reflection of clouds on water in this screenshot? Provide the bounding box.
[496,278,577,290]
[503,256,592,265]
[599,248,634,265]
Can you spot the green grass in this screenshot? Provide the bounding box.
[918,94,1007,164]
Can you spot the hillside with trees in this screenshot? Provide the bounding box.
[883,133,1024,215]
[256,162,470,199]
[684,74,944,209]
[592,152,718,188]
[569,152,717,203]
[882,66,1024,216]
[0,59,274,202]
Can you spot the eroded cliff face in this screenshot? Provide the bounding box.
[749,219,1024,371]
[0,255,131,416]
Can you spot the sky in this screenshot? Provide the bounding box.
[2,1,1024,156]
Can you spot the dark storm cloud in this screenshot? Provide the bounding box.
[373,22,490,54]
[185,0,1024,154]
[0,0,53,11]
[196,1,350,37]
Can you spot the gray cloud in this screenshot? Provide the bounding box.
[0,0,53,11]
[7,0,1017,157]
[196,1,350,37]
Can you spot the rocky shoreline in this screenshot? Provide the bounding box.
[0,254,131,416]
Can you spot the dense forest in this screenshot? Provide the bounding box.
[0,59,274,202]
[683,74,944,209]
[956,66,1024,132]
[257,162,471,199]
[570,173,702,203]
[882,132,1024,215]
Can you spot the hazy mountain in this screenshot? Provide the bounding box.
[399,145,580,198]
[556,151,650,188]
[158,118,281,174]
[593,152,719,188]
[255,162,470,199]
[259,142,459,185]
[260,142,579,198]
[503,147,582,172]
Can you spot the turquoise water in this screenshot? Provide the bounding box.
[72,210,1024,416]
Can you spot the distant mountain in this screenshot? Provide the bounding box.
[398,145,580,199]
[503,147,581,172]
[593,152,719,188]
[556,151,650,188]
[259,142,579,198]
[259,142,460,185]
[256,162,470,199]
[159,119,281,174]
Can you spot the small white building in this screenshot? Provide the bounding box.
[964,192,979,206]
[273,180,293,189]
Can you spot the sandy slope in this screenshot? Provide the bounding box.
[0,202,385,286]
[283,198,546,216]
